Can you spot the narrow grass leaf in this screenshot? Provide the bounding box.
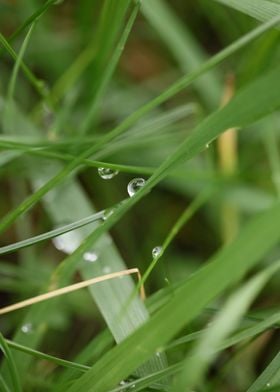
[1,15,279,236]
[67,201,280,392]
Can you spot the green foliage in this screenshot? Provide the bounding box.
[1,1,280,391]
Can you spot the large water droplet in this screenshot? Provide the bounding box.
[98,167,119,180]
[21,323,33,334]
[52,229,81,254]
[83,251,98,263]
[127,178,146,197]
[152,246,162,259]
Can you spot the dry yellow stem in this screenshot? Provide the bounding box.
[0,268,145,315]
[217,73,237,175]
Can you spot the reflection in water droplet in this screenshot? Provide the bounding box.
[102,266,111,274]
[98,167,119,180]
[152,246,162,259]
[52,229,81,255]
[21,323,33,334]
[127,178,146,197]
[83,251,98,263]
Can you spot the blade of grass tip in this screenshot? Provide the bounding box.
[247,352,280,391]
[67,200,280,392]
[0,333,21,392]
[6,24,35,102]
[6,340,90,373]
[4,23,35,132]
[0,31,47,100]
[80,2,140,134]
[173,260,280,391]
[0,14,279,236]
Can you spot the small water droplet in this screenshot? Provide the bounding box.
[266,383,271,387]
[102,207,115,221]
[127,178,146,197]
[98,167,119,180]
[102,266,111,274]
[83,251,98,263]
[152,246,162,259]
[52,230,81,254]
[205,143,210,149]
[21,323,33,334]
[156,352,161,357]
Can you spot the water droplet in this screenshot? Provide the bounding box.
[127,178,146,197]
[266,383,271,387]
[52,229,82,254]
[83,251,98,263]
[156,352,161,357]
[98,167,119,180]
[102,266,111,274]
[102,207,115,221]
[205,143,210,149]
[152,246,162,259]
[21,323,33,334]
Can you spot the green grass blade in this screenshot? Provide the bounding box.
[0,333,21,392]
[247,352,280,391]
[0,31,46,99]
[67,201,280,392]
[214,0,280,23]
[6,340,89,373]
[0,14,279,236]
[174,260,280,391]
[141,0,221,109]
[80,2,140,133]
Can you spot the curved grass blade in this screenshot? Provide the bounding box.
[1,14,279,236]
[67,200,280,392]
[247,351,280,391]
[174,260,280,391]
[6,340,89,373]
[0,333,21,392]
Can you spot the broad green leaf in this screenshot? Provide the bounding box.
[67,201,280,392]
